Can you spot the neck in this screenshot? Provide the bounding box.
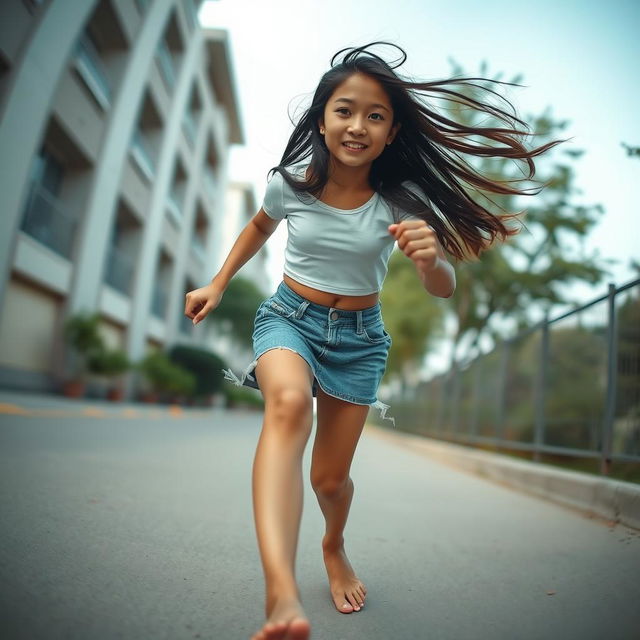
[327,158,372,191]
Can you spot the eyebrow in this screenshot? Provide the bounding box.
[333,97,390,113]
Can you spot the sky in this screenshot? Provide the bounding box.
[199,0,639,373]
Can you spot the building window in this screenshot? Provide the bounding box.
[155,11,184,94]
[21,147,78,259]
[130,130,155,181]
[73,33,112,110]
[156,40,176,90]
[129,89,163,182]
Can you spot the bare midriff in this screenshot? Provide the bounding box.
[283,274,379,311]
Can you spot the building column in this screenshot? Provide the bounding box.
[0,0,97,310]
[125,21,204,383]
[65,0,176,318]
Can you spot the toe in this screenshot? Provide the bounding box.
[338,599,354,613]
[289,618,311,640]
[267,624,287,640]
[349,592,361,611]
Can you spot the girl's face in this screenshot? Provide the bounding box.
[319,73,400,172]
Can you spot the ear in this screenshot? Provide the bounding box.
[318,118,325,135]
[387,122,401,145]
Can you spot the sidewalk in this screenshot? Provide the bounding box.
[0,388,218,418]
[365,422,640,531]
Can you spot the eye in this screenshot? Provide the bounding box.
[335,108,350,116]
[369,112,384,121]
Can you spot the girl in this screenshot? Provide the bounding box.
[184,42,565,640]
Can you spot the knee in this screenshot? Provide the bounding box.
[311,474,351,499]
[266,387,313,430]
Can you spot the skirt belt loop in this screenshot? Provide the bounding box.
[295,300,310,319]
[356,310,363,334]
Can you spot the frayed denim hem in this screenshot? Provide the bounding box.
[222,361,259,389]
[221,357,395,427]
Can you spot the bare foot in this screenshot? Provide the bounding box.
[250,595,310,640]
[322,537,367,614]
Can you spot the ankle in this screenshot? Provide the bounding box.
[266,589,301,617]
[266,580,301,604]
[322,534,345,553]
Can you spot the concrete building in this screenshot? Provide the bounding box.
[0,0,260,398]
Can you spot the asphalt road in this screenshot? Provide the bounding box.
[1,392,639,640]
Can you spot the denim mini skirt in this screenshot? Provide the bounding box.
[222,280,395,425]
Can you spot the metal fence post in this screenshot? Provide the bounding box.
[469,356,481,438]
[434,373,446,436]
[601,283,618,475]
[451,364,462,438]
[533,314,549,463]
[497,339,510,442]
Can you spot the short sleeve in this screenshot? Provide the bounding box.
[262,171,286,220]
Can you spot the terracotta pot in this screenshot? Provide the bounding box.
[62,380,85,398]
[107,387,124,402]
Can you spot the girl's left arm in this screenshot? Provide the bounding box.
[388,221,456,298]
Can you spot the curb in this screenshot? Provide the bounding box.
[365,423,640,531]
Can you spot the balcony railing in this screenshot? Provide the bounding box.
[74,34,111,110]
[151,284,168,319]
[105,245,135,295]
[20,180,78,259]
[156,42,176,91]
[130,130,155,181]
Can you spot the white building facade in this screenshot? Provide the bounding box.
[0,0,256,397]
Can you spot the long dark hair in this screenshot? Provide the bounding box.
[270,42,569,261]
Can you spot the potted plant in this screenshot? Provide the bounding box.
[87,347,131,401]
[62,311,104,398]
[137,351,196,404]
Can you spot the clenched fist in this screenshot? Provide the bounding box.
[184,283,224,326]
[388,220,441,272]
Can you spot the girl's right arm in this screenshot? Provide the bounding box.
[184,208,281,325]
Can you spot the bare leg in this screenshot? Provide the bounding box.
[250,349,314,640]
[310,388,368,615]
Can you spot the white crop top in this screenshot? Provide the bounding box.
[262,167,419,296]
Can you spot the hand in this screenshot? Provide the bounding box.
[388,220,440,272]
[184,283,224,326]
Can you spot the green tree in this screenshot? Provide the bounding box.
[621,142,640,158]
[212,276,265,349]
[443,58,608,365]
[380,249,446,393]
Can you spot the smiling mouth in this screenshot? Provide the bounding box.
[342,142,368,150]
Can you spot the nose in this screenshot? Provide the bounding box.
[347,118,366,136]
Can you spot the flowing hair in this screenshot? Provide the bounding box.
[270,42,569,261]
